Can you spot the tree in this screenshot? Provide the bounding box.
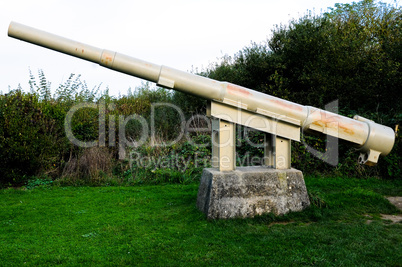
[268,0,401,116]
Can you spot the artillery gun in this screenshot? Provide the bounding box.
[8,22,395,219]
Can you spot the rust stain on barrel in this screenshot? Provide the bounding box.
[227,83,252,98]
[270,98,303,112]
[101,52,113,66]
[311,114,356,136]
[340,125,355,135]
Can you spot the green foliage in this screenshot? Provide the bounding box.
[268,0,402,112]
[171,90,206,118]
[380,133,402,178]
[308,190,328,209]
[114,82,183,141]
[1,72,194,187]
[25,176,53,190]
[0,90,63,185]
[0,69,111,187]
[126,135,211,185]
[236,127,265,166]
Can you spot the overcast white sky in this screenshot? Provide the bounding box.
[0,0,399,96]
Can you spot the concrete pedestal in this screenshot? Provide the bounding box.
[196,167,310,219]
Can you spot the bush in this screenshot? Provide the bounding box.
[0,74,193,187]
[0,90,66,186]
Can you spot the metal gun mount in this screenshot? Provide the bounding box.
[8,22,395,171]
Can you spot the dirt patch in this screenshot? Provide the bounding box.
[365,197,402,224]
[364,214,402,224]
[386,196,402,211]
[384,196,402,223]
[380,214,402,224]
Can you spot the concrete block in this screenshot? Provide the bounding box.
[197,167,310,219]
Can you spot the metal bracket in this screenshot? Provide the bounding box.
[209,101,295,171]
[211,118,236,171]
[264,134,291,169]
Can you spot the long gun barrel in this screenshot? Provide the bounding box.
[8,21,395,166]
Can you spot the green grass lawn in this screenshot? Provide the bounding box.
[0,176,401,266]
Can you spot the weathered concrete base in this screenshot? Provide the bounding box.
[197,167,310,219]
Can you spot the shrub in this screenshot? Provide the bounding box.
[0,90,66,186]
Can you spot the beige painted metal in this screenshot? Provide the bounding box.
[275,137,291,169]
[207,101,300,142]
[211,119,236,171]
[7,21,396,166]
[263,134,291,169]
[353,115,395,166]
